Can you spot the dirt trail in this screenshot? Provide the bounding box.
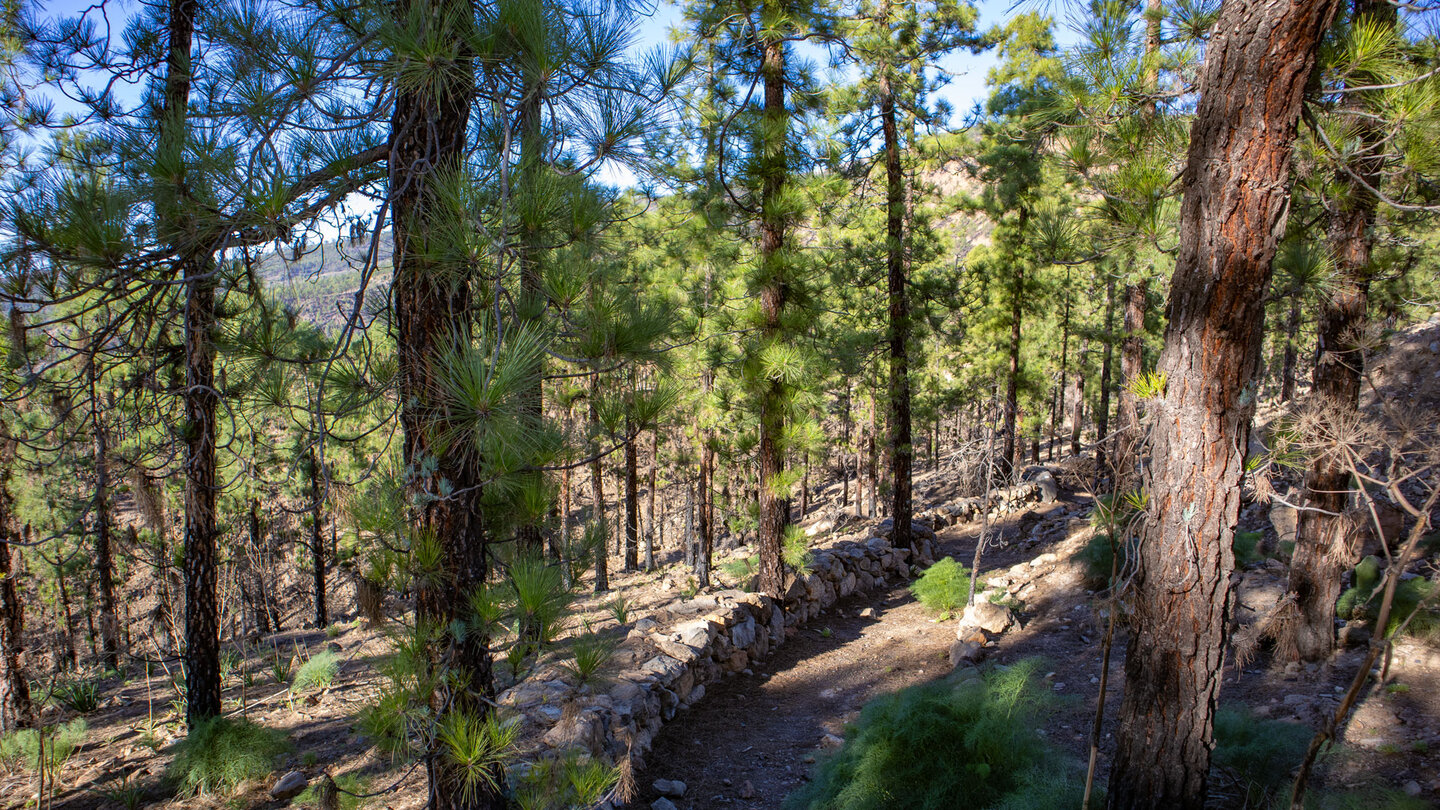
[632,506,1066,810]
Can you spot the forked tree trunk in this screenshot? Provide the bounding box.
[1105,0,1340,805]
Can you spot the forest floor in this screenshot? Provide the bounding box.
[6,323,1440,810]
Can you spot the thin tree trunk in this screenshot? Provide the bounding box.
[1071,337,1088,457]
[1096,276,1116,472]
[624,415,639,572]
[1279,284,1302,402]
[590,371,609,593]
[91,403,120,671]
[1116,276,1147,489]
[1002,263,1024,478]
[0,429,32,731]
[880,38,914,551]
[307,451,327,629]
[158,0,222,728]
[1105,1,1340,804]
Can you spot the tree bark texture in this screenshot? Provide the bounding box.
[755,29,790,601]
[0,432,32,732]
[1105,1,1340,805]
[881,58,915,553]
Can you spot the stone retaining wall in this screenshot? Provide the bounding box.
[500,529,938,771]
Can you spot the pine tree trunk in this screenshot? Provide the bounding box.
[1278,287,1302,402]
[514,83,546,559]
[1071,337,1088,456]
[624,418,639,572]
[0,431,32,732]
[1002,263,1024,478]
[157,0,222,728]
[1288,0,1390,664]
[246,500,272,635]
[307,451,327,630]
[644,434,657,571]
[1116,277,1147,489]
[388,0,500,802]
[590,372,609,593]
[1105,1,1339,804]
[56,559,78,670]
[755,29,790,601]
[1096,276,1116,471]
[880,48,914,552]
[92,408,121,671]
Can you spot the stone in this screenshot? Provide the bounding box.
[739,780,757,799]
[541,710,605,755]
[859,607,877,619]
[651,799,679,810]
[1403,781,1422,797]
[1031,470,1059,503]
[653,779,688,798]
[960,601,1013,634]
[949,640,984,668]
[1269,501,1298,546]
[820,733,845,749]
[270,771,308,801]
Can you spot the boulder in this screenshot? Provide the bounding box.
[653,779,687,798]
[270,771,309,801]
[949,640,984,668]
[959,601,1013,635]
[1030,470,1059,503]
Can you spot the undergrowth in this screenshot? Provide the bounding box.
[1210,704,1311,806]
[166,716,290,795]
[0,719,87,775]
[1336,556,1438,636]
[785,658,1081,810]
[908,557,971,618]
[292,649,341,693]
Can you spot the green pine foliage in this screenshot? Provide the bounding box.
[0,719,87,775]
[785,659,1079,810]
[908,557,971,617]
[166,717,290,796]
[1336,556,1439,637]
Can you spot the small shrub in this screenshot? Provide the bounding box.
[97,774,147,810]
[604,595,632,625]
[1078,533,1138,590]
[166,716,290,796]
[0,719,87,775]
[720,555,759,587]
[1210,705,1311,806]
[908,557,971,618]
[326,623,344,639]
[1336,556,1439,636]
[269,644,296,684]
[564,628,620,685]
[52,679,100,713]
[296,773,368,810]
[785,659,1080,810]
[291,650,341,693]
[513,751,620,810]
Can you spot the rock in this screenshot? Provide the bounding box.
[270,771,308,801]
[949,639,984,668]
[959,601,1013,634]
[1282,694,1309,707]
[651,799,679,810]
[1403,781,1422,797]
[820,733,845,749]
[1339,621,1371,647]
[653,779,687,798]
[326,641,343,654]
[1269,501,1298,546]
[1030,470,1059,503]
[739,780,757,799]
[541,711,605,755]
[859,607,877,619]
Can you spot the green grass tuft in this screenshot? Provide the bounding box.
[166,716,290,796]
[1210,705,1311,806]
[908,557,971,617]
[291,650,341,693]
[0,719,87,774]
[785,659,1081,810]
